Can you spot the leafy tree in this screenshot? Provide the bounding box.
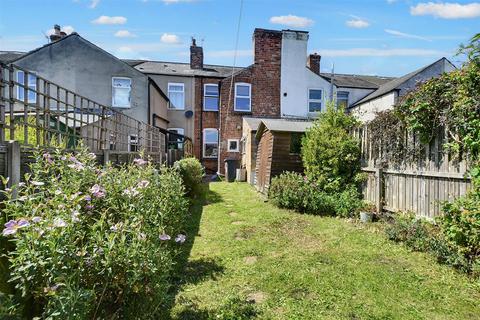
[301,103,360,192]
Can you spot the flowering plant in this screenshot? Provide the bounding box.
[1,148,188,318]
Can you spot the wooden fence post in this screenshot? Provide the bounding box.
[7,141,21,199]
[375,167,383,213]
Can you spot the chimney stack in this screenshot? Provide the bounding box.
[308,53,321,75]
[190,38,204,70]
[49,24,67,42]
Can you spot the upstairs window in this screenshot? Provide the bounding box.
[168,83,185,110]
[234,83,251,112]
[17,71,37,103]
[308,89,323,112]
[227,139,239,152]
[203,128,218,158]
[337,91,349,109]
[112,77,131,108]
[204,84,219,111]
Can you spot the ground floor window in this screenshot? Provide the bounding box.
[203,128,218,158]
[129,134,139,152]
[290,132,303,154]
[168,128,184,149]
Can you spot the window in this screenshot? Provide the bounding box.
[203,128,218,158]
[290,133,303,154]
[308,89,323,112]
[112,77,131,108]
[129,134,139,152]
[168,128,184,149]
[204,84,219,111]
[234,83,251,112]
[17,71,37,103]
[228,139,239,152]
[168,83,185,110]
[337,91,349,109]
[109,133,116,150]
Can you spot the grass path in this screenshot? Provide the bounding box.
[171,182,480,319]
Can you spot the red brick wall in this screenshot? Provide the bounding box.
[193,77,221,174]
[218,28,282,174]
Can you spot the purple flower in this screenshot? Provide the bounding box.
[68,163,85,171]
[84,195,92,202]
[2,219,30,236]
[175,234,186,244]
[159,234,171,241]
[133,158,148,166]
[86,204,94,211]
[90,184,105,198]
[53,218,67,228]
[43,153,53,164]
[32,216,42,223]
[137,180,150,189]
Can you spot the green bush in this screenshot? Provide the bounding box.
[385,213,433,252]
[1,148,189,319]
[174,157,204,198]
[269,172,361,217]
[302,104,361,192]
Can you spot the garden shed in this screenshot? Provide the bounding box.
[255,118,313,193]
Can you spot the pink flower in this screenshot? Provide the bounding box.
[90,184,105,198]
[43,153,53,164]
[175,234,186,244]
[133,158,148,166]
[159,234,171,241]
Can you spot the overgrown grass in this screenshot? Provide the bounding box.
[170,182,480,319]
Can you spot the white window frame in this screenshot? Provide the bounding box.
[336,91,349,108]
[112,77,132,108]
[17,71,37,103]
[234,82,251,112]
[128,134,139,152]
[227,139,240,152]
[203,128,218,159]
[168,82,185,110]
[203,83,219,111]
[308,88,323,113]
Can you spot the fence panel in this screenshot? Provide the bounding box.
[357,125,471,218]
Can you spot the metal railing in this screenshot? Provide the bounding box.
[0,63,166,158]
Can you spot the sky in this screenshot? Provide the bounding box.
[0,0,478,76]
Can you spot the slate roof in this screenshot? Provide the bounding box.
[352,57,452,106]
[0,51,26,63]
[256,118,313,139]
[320,72,394,89]
[133,61,242,78]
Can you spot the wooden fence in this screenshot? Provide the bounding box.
[0,63,190,188]
[355,126,471,218]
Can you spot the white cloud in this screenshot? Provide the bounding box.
[160,33,181,44]
[47,25,75,35]
[89,0,100,8]
[91,15,127,25]
[269,15,314,28]
[345,16,370,28]
[316,48,447,57]
[410,2,480,19]
[114,30,136,38]
[384,29,431,41]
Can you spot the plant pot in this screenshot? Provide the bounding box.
[359,211,373,223]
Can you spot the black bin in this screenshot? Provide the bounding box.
[224,158,239,182]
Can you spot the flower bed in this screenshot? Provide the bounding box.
[0,149,189,318]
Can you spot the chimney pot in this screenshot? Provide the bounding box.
[50,24,66,43]
[190,37,203,70]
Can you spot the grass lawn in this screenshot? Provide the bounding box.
[171,182,480,319]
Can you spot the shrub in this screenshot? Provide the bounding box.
[302,104,360,192]
[1,148,189,319]
[269,172,361,217]
[385,213,433,252]
[174,157,204,198]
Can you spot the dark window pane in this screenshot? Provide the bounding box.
[309,102,322,112]
[290,133,303,154]
[309,89,322,100]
